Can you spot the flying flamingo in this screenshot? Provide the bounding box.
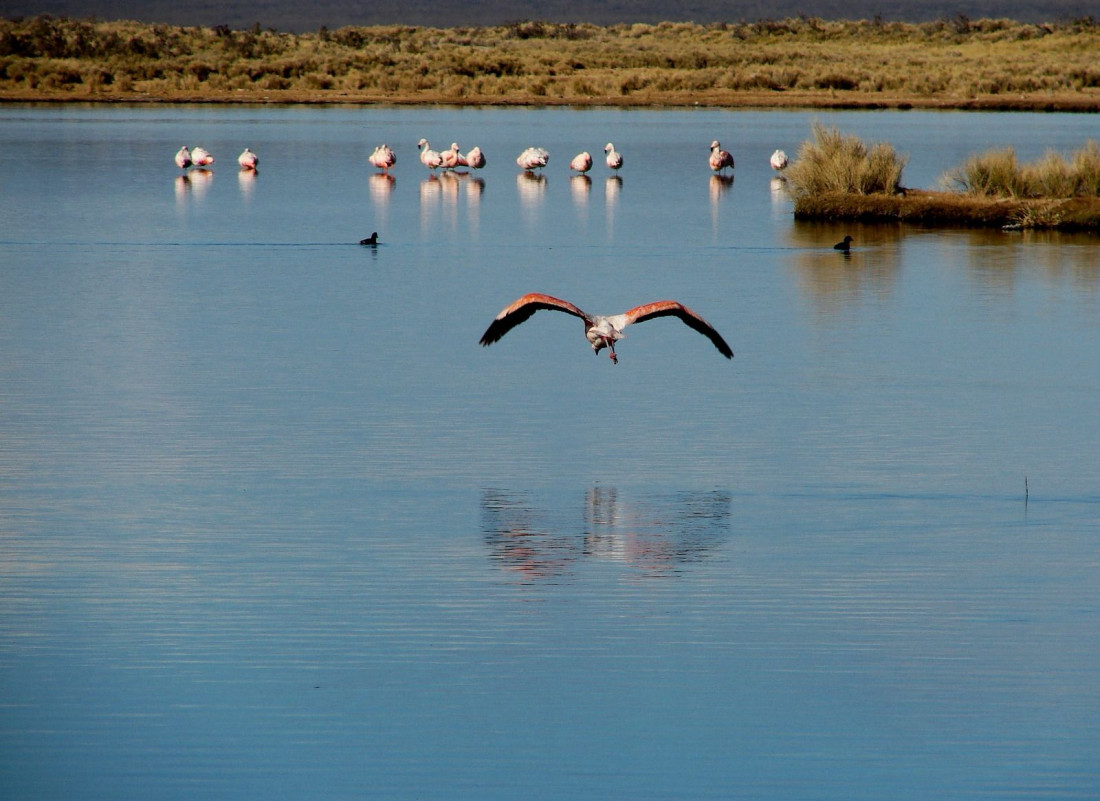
[570,152,592,173]
[604,142,623,171]
[369,143,396,171]
[479,293,733,365]
[237,147,258,170]
[174,146,192,170]
[465,146,486,169]
[418,139,443,170]
[440,142,468,170]
[516,147,550,171]
[770,149,789,171]
[709,140,734,173]
[191,147,214,167]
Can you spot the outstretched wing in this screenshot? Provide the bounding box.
[614,301,734,359]
[479,293,590,347]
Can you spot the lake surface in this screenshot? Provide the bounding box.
[1,103,1098,799]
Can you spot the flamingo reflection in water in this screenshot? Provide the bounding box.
[481,489,732,580]
[516,171,547,226]
[570,174,592,211]
[709,173,734,237]
[237,167,257,197]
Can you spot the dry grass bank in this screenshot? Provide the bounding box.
[2,15,1100,109]
[786,126,1100,230]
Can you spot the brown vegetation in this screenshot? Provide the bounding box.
[787,126,1100,230]
[1,15,1100,108]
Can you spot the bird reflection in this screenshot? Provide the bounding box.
[419,174,442,233]
[439,170,461,231]
[605,175,621,239]
[174,169,213,209]
[709,173,734,201]
[465,176,484,236]
[237,167,257,198]
[481,488,731,581]
[517,171,547,227]
[570,174,591,209]
[369,172,395,201]
[709,174,733,237]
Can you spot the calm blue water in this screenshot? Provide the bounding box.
[1,103,1098,799]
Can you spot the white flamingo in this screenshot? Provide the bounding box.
[516,147,549,171]
[570,151,593,173]
[237,147,258,170]
[191,146,214,167]
[440,142,468,170]
[770,149,789,171]
[465,146,486,169]
[369,143,396,171]
[418,139,443,170]
[604,142,623,171]
[709,140,734,173]
[479,293,733,365]
[174,146,192,170]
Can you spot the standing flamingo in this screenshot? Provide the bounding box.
[604,142,623,171]
[418,139,443,170]
[174,146,192,170]
[709,141,734,173]
[465,146,486,169]
[570,152,593,173]
[369,144,396,171]
[237,147,258,170]
[516,147,550,171]
[479,293,733,365]
[770,149,789,171]
[440,142,468,170]
[191,147,214,167]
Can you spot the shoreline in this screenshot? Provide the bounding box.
[793,189,1100,231]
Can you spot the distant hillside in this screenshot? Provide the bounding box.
[0,0,1095,32]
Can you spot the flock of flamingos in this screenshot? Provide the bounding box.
[170,138,806,366]
[362,138,791,175]
[172,138,791,178]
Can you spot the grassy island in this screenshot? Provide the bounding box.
[786,125,1100,231]
[1,14,1100,110]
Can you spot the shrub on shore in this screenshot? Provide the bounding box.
[943,141,1100,198]
[788,126,1100,230]
[784,122,908,197]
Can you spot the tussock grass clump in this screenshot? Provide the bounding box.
[785,123,908,198]
[944,140,1100,198]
